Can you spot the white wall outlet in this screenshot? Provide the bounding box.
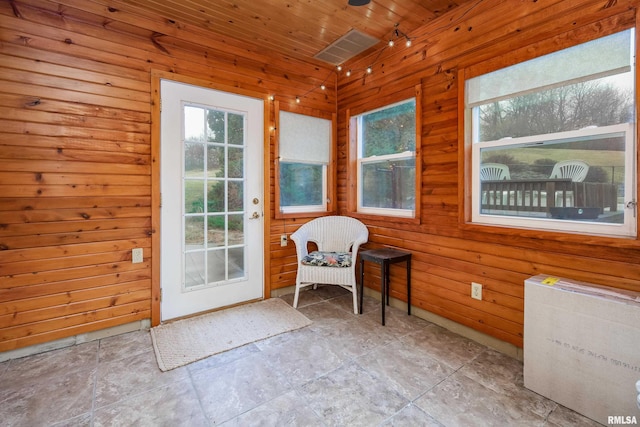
[280,234,288,247]
[132,248,144,263]
[471,282,483,300]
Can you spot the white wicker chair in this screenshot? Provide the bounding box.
[291,216,369,314]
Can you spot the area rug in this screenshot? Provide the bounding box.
[150,298,311,371]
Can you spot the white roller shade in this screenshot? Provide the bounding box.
[279,111,331,163]
[467,29,632,107]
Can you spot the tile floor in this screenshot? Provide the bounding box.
[0,286,603,427]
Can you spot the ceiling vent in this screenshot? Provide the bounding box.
[314,29,380,65]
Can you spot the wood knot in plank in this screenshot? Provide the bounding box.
[151,33,170,54]
[9,0,23,18]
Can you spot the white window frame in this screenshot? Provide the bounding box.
[355,99,417,218]
[465,29,636,238]
[471,123,636,237]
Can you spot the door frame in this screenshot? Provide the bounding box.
[150,70,272,326]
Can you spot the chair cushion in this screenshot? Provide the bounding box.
[301,251,352,268]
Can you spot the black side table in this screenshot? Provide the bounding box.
[359,248,411,325]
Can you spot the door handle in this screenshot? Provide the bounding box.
[249,212,261,219]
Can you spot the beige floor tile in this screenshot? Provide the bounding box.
[355,339,455,400]
[191,352,292,424]
[98,330,152,363]
[94,349,188,408]
[221,390,325,426]
[399,324,486,370]
[259,327,347,387]
[0,367,96,427]
[299,362,408,426]
[93,378,208,427]
[3,341,98,384]
[415,371,548,427]
[380,403,445,426]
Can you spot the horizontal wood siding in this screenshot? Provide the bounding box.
[0,0,335,351]
[337,0,640,347]
[1,0,638,354]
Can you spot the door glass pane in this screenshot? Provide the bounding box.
[207,110,225,143]
[185,106,205,142]
[185,180,204,214]
[228,214,244,245]
[228,113,244,145]
[207,249,225,283]
[207,181,223,213]
[185,216,204,250]
[228,147,244,178]
[207,145,224,177]
[185,143,204,177]
[185,251,205,288]
[228,181,244,212]
[228,247,245,280]
[207,215,225,247]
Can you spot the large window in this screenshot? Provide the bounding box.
[465,29,636,237]
[353,98,417,218]
[277,110,332,215]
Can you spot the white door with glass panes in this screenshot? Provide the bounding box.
[160,80,264,321]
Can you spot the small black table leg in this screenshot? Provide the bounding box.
[380,262,386,325]
[407,257,411,315]
[385,260,391,306]
[359,258,364,314]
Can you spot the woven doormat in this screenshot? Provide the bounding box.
[150,298,311,371]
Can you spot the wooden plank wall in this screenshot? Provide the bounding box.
[337,0,640,347]
[0,0,335,352]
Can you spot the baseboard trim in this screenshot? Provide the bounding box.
[0,319,151,362]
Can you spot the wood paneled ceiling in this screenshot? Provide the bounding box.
[118,0,474,66]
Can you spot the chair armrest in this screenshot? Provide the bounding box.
[291,228,310,260]
[348,229,369,259]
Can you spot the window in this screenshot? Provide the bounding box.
[353,98,417,218]
[277,110,332,215]
[465,29,636,238]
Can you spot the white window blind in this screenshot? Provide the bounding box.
[467,29,632,107]
[279,111,331,163]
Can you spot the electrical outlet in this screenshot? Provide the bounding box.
[280,234,288,247]
[471,282,483,300]
[132,248,143,263]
